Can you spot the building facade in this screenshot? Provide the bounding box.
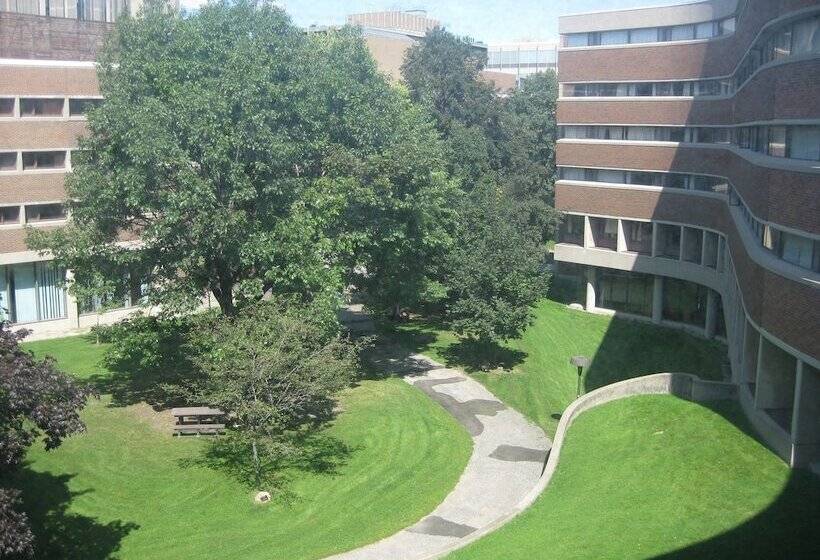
[555,0,820,468]
[0,1,162,340]
[486,41,558,86]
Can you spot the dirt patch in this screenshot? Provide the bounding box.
[127,402,176,433]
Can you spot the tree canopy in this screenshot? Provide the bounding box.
[30,0,456,318]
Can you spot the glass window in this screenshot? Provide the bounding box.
[69,98,102,116]
[623,221,653,254]
[25,203,66,222]
[49,0,78,18]
[657,224,681,259]
[696,22,716,39]
[792,16,820,55]
[767,126,787,157]
[597,270,653,317]
[83,0,107,22]
[720,17,736,35]
[0,206,20,225]
[19,98,64,117]
[628,171,662,186]
[590,217,618,250]
[597,169,626,183]
[671,25,695,41]
[566,34,589,47]
[0,98,13,116]
[703,231,719,268]
[560,167,585,181]
[0,262,66,324]
[779,232,815,270]
[682,227,704,264]
[0,152,16,171]
[559,214,585,246]
[22,151,66,170]
[627,127,655,141]
[600,30,629,45]
[634,82,653,96]
[664,173,688,190]
[662,278,707,327]
[654,82,674,96]
[788,126,820,161]
[629,27,658,44]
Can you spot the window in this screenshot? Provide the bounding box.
[597,270,653,317]
[566,34,588,47]
[590,217,618,250]
[664,173,688,190]
[670,25,695,41]
[627,127,656,141]
[623,220,652,254]
[792,16,820,55]
[0,152,16,171]
[720,17,736,34]
[788,126,820,161]
[560,167,585,181]
[628,171,662,186]
[779,232,816,270]
[0,206,20,225]
[559,214,585,246]
[767,126,787,157]
[629,27,657,44]
[49,0,79,18]
[22,151,66,170]
[682,227,704,264]
[696,22,716,39]
[597,169,626,183]
[703,231,719,268]
[69,98,102,116]
[25,203,67,223]
[662,278,707,327]
[633,82,653,96]
[0,263,67,324]
[19,98,64,117]
[657,224,681,259]
[0,98,13,116]
[601,30,629,45]
[83,0,107,22]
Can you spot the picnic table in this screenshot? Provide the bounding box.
[171,406,225,436]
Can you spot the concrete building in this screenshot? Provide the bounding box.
[486,41,558,86]
[0,1,172,340]
[555,0,820,468]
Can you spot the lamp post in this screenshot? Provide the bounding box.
[570,355,591,399]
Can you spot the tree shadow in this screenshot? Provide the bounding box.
[8,466,138,560]
[439,338,528,372]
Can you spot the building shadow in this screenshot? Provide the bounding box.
[8,466,138,560]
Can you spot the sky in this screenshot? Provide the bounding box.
[178,0,688,44]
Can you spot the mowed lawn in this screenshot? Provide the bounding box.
[448,395,820,559]
[16,336,472,560]
[389,299,726,436]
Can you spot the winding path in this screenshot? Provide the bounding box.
[331,305,551,559]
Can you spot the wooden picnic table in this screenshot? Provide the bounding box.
[171,406,226,436]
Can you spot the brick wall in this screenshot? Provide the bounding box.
[0,12,110,61]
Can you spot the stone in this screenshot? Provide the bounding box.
[568,303,584,311]
[254,491,271,504]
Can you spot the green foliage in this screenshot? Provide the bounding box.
[28,0,455,319]
[443,182,550,343]
[189,300,363,490]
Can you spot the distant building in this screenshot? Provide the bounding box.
[486,42,558,85]
[346,9,439,36]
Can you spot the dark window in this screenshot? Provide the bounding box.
[635,83,653,96]
[663,173,688,189]
[590,217,618,250]
[69,98,103,116]
[20,98,64,117]
[597,270,653,317]
[629,171,662,186]
[623,220,652,254]
[22,151,66,170]
[703,231,719,268]
[657,224,681,259]
[0,206,20,225]
[0,152,16,171]
[26,204,67,223]
[681,227,703,264]
[662,278,708,327]
[0,98,13,116]
[559,214,585,246]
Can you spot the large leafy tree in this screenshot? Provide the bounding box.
[0,325,94,557]
[30,0,456,318]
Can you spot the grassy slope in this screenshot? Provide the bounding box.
[449,395,820,560]
[17,336,472,560]
[391,299,726,436]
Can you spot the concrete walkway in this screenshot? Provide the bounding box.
[328,309,551,559]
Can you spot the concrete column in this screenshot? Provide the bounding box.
[616,219,627,252]
[791,362,820,467]
[585,266,596,311]
[62,97,70,119]
[64,269,81,329]
[651,276,663,324]
[651,223,659,257]
[583,216,593,249]
[704,289,718,339]
[13,97,20,118]
[15,151,22,172]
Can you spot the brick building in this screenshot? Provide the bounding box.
[0,1,171,339]
[555,0,820,467]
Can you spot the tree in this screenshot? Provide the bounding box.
[0,325,94,557]
[442,182,550,344]
[29,0,455,319]
[188,301,360,490]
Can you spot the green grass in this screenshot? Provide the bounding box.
[15,335,473,560]
[448,395,820,559]
[389,299,726,436]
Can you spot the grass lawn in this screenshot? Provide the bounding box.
[448,395,820,559]
[14,335,472,560]
[388,299,727,436]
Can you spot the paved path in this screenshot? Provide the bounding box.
[329,306,551,559]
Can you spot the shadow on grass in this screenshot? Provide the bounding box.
[439,338,528,372]
[178,430,357,503]
[9,466,138,560]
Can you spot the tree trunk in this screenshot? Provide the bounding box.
[212,275,236,316]
[391,302,401,321]
[251,438,262,490]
